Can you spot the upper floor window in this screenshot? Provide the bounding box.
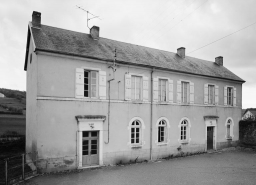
[224,86,236,106]
[75,68,106,99]
[204,84,219,105]
[158,120,167,143]
[158,79,167,102]
[84,71,98,98]
[131,76,142,100]
[177,80,194,104]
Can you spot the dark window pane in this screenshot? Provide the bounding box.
[91,132,98,137]
[84,85,88,90]
[84,71,89,77]
[131,128,134,132]
[91,140,97,145]
[83,140,88,145]
[84,90,88,97]
[91,150,97,155]
[136,139,139,143]
[83,132,89,137]
[83,151,88,155]
[136,121,140,125]
[91,145,97,150]
[131,133,134,139]
[91,71,96,78]
[136,128,139,132]
[131,138,134,143]
[83,146,88,150]
[84,78,88,84]
[136,133,139,138]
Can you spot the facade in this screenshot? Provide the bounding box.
[242,109,256,120]
[24,11,245,172]
[0,93,4,98]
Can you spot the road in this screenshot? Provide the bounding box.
[23,149,256,185]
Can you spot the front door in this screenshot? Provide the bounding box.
[82,131,99,166]
[207,127,214,150]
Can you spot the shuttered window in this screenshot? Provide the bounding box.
[208,85,215,104]
[131,76,142,100]
[158,79,167,102]
[227,87,233,106]
[181,82,189,103]
[84,71,97,98]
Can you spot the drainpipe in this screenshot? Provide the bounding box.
[150,68,154,160]
[105,78,114,144]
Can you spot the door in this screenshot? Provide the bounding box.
[82,131,99,166]
[207,127,214,150]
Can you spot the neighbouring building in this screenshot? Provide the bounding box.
[242,108,256,120]
[24,11,245,172]
[0,93,5,98]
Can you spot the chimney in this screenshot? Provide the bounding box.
[32,11,41,26]
[177,47,185,58]
[90,26,100,40]
[215,56,223,66]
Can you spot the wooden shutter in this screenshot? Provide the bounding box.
[215,85,219,105]
[143,76,149,101]
[168,79,173,103]
[177,81,181,104]
[190,82,194,104]
[153,78,158,102]
[125,74,131,100]
[233,87,236,106]
[99,71,106,99]
[204,84,208,104]
[224,86,227,105]
[75,68,84,98]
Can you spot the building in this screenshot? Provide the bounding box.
[0,93,5,98]
[24,11,245,172]
[242,108,256,120]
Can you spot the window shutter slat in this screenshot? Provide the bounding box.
[224,86,227,105]
[125,74,131,100]
[233,87,236,106]
[204,84,208,104]
[190,82,194,104]
[215,85,219,105]
[99,71,106,99]
[177,81,181,104]
[153,78,158,102]
[75,68,84,98]
[168,79,173,103]
[143,76,149,101]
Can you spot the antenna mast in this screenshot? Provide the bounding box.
[76,5,101,29]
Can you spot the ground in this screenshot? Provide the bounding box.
[22,149,256,185]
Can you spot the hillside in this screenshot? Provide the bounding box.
[0,88,26,114]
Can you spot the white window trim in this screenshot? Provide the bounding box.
[181,81,190,104]
[158,78,168,102]
[155,117,170,145]
[178,117,192,144]
[225,86,236,107]
[129,73,146,102]
[225,117,234,139]
[208,84,215,105]
[127,117,146,147]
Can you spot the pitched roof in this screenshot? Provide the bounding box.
[244,109,256,116]
[25,23,245,82]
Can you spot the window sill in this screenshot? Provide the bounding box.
[157,142,168,146]
[226,137,232,140]
[131,100,143,104]
[180,140,189,144]
[131,144,142,148]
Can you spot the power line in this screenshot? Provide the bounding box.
[188,20,256,54]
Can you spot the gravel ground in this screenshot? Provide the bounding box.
[21,148,256,185]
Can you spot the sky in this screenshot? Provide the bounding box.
[0,0,255,108]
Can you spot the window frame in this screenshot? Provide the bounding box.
[178,118,191,144]
[181,81,190,104]
[227,87,233,106]
[225,118,234,139]
[128,117,145,148]
[131,75,143,101]
[84,70,98,98]
[158,79,168,102]
[208,85,215,105]
[131,120,141,145]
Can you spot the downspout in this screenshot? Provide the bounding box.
[105,77,114,144]
[150,68,154,160]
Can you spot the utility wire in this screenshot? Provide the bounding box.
[188,21,256,54]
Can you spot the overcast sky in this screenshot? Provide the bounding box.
[0,0,255,108]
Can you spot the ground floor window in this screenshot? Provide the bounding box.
[131,120,141,144]
[158,120,167,143]
[178,118,191,143]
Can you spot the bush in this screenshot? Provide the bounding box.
[239,120,256,145]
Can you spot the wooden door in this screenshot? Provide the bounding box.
[82,131,99,166]
[207,127,214,150]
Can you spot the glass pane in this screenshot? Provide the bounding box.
[84,78,88,84]
[91,145,97,150]
[83,140,88,145]
[136,133,139,138]
[131,128,135,132]
[84,90,88,97]
[84,71,89,77]
[83,145,88,150]
[91,150,97,155]
[91,78,96,85]
[131,138,134,143]
[136,139,139,143]
[83,151,88,155]
[131,133,134,139]
[91,132,98,137]
[136,121,140,125]
[91,71,96,78]
[83,132,89,137]
[91,140,97,145]
[84,84,88,90]
[136,128,139,132]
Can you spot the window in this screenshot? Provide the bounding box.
[131,76,142,100]
[131,120,141,144]
[208,85,215,104]
[226,119,232,139]
[181,82,189,103]
[158,79,167,101]
[227,87,233,106]
[84,70,98,98]
[158,120,167,143]
[180,119,188,141]
[225,118,234,139]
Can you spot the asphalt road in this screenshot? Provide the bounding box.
[23,149,256,185]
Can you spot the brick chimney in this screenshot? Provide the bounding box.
[90,26,99,40]
[177,47,185,58]
[215,56,223,66]
[32,11,41,26]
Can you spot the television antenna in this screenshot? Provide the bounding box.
[76,5,101,29]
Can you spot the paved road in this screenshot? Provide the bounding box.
[23,150,256,185]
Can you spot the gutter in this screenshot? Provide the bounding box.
[150,68,154,160]
[34,48,245,83]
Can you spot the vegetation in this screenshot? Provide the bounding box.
[239,120,256,146]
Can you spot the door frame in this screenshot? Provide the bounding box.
[204,117,218,150]
[76,116,105,168]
